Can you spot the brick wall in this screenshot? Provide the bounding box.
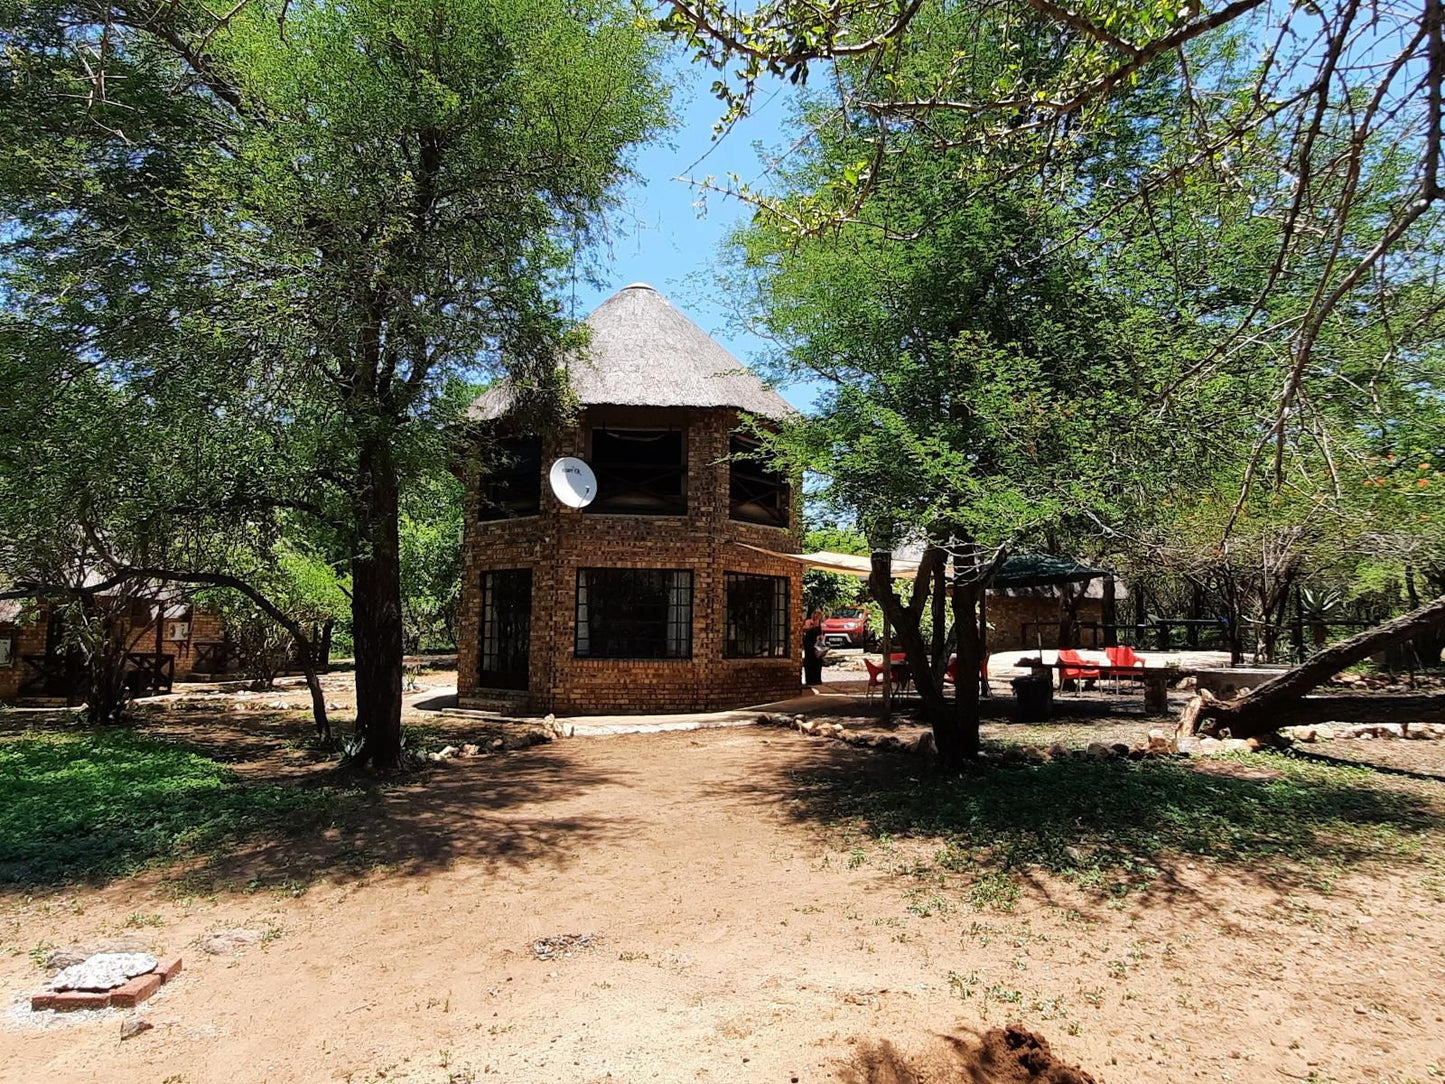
[0,607,48,701]
[0,601,227,702]
[986,593,1106,652]
[458,406,805,715]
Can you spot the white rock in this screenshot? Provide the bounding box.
[49,953,157,992]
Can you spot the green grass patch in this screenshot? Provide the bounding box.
[0,730,364,885]
[800,752,1443,899]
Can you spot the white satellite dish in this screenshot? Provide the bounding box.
[549,457,597,509]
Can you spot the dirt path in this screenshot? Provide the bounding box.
[2,727,1442,1083]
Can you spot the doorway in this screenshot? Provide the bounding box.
[479,569,532,690]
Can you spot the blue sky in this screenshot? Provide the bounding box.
[569,54,822,413]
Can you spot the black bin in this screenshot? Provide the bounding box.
[1010,674,1051,723]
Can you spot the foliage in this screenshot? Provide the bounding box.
[1,0,669,764]
[0,729,363,884]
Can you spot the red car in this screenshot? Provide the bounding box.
[821,607,869,648]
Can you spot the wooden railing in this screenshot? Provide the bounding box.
[124,653,175,696]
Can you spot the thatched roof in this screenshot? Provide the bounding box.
[469,283,794,422]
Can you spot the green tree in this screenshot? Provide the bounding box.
[1,0,668,765]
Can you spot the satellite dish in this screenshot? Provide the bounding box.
[549,457,597,509]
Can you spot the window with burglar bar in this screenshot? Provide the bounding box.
[729,435,790,528]
[478,436,542,520]
[575,569,692,659]
[587,428,687,516]
[724,573,790,658]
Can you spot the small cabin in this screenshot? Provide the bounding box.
[456,283,803,715]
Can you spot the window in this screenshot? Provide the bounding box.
[0,636,12,668]
[478,436,542,520]
[576,569,692,659]
[725,573,790,658]
[729,436,790,527]
[587,428,687,515]
[479,569,532,689]
[164,621,191,642]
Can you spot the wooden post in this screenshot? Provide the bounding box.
[1101,576,1117,647]
[978,589,989,697]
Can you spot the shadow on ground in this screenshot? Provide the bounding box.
[716,735,1444,910]
[837,1025,1098,1084]
[0,726,633,892]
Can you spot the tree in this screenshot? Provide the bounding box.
[2,0,668,767]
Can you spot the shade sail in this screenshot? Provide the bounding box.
[730,544,1109,588]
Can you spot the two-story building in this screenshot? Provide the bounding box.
[456,283,803,715]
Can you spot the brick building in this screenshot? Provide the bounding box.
[457,283,803,715]
[0,595,229,703]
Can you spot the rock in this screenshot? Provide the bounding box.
[1046,743,1069,761]
[1315,724,1334,740]
[120,1016,153,1041]
[1377,724,1405,738]
[49,953,157,992]
[461,743,480,757]
[44,947,93,972]
[915,731,937,757]
[490,738,505,750]
[1196,736,1222,753]
[437,745,457,759]
[1176,735,1201,755]
[1085,742,1114,760]
[1220,738,1251,753]
[199,928,262,956]
[1110,742,1131,758]
[798,720,816,734]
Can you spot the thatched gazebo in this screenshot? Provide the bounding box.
[457,283,802,714]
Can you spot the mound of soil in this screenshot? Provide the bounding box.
[975,1025,1097,1084]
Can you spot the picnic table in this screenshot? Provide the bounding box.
[1015,654,1186,716]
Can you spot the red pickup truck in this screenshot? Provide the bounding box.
[821,607,870,648]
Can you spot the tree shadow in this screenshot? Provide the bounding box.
[836,1024,1097,1084]
[714,738,1443,914]
[0,727,633,891]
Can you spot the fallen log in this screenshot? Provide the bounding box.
[1184,692,1445,732]
[1179,594,1445,740]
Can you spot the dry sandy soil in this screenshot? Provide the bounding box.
[2,677,1444,1084]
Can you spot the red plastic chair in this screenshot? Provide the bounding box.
[1057,649,1101,686]
[1105,645,1142,669]
[864,658,886,699]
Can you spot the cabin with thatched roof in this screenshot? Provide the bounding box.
[457,283,803,714]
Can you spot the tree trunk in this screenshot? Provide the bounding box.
[954,558,982,763]
[352,436,405,771]
[870,547,958,764]
[319,618,335,674]
[1180,594,1445,740]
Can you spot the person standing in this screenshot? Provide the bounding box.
[802,609,825,685]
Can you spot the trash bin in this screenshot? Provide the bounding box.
[1010,674,1052,723]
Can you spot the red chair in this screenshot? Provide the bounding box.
[865,657,912,698]
[1103,645,1145,690]
[1057,649,1101,688]
[1105,645,1142,669]
[864,658,886,698]
[943,656,990,692]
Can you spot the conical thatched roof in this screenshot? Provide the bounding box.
[469,283,794,422]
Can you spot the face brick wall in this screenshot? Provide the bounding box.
[0,602,227,702]
[458,407,805,715]
[985,594,1107,652]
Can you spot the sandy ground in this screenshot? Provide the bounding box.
[2,675,1443,1084]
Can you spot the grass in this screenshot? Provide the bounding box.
[796,751,1444,900]
[0,729,366,885]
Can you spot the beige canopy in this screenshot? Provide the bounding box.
[731,544,921,579]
